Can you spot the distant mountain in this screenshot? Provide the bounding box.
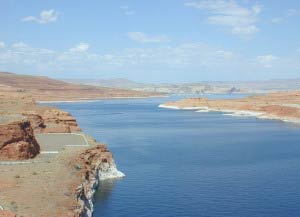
[221,79,300,91]
[0,72,159,101]
[65,78,300,94]
[64,78,148,89]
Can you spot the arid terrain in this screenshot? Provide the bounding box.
[0,72,160,102]
[0,73,126,216]
[160,91,300,123]
[66,78,300,94]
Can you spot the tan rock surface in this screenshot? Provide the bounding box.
[0,143,117,216]
[0,71,160,102]
[0,72,124,216]
[162,91,300,122]
[0,210,16,217]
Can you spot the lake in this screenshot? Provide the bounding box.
[51,94,300,217]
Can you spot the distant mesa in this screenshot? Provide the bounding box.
[65,77,300,94]
[0,72,160,102]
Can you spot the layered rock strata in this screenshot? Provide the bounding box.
[74,145,125,217]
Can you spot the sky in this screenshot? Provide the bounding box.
[0,0,300,83]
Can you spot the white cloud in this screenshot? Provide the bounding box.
[0,42,299,81]
[69,43,90,52]
[121,5,135,16]
[257,54,278,68]
[185,0,261,37]
[22,9,58,24]
[127,32,168,43]
[12,42,28,48]
[0,42,236,73]
[0,42,5,49]
[270,17,283,24]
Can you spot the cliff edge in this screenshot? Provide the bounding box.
[0,79,124,216]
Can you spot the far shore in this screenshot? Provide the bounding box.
[159,104,300,124]
[38,95,168,103]
[158,91,300,125]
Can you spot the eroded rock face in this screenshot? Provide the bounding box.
[40,108,81,133]
[73,145,125,217]
[21,111,46,133]
[0,120,40,160]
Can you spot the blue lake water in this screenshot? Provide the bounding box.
[50,95,300,217]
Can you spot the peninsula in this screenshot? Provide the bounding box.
[159,91,300,123]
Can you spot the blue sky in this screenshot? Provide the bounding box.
[0,0,299,83]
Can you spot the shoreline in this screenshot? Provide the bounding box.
[158,104,300,124]
[0,94,126,216]
[38,95,168,104]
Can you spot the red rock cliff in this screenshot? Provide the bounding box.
[0,120,40,161]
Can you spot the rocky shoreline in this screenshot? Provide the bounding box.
[159,91,300,124]
[74,146,124,217]
[0,89,125,216]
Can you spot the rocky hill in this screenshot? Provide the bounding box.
[0,72,159,101]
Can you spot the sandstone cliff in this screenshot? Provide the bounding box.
[74,145,124,217]
[0,81,124,216]
[0,120,40,161]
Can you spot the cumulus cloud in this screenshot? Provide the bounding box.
[270,17,283,24]
[69,43,90,52]
[127,32,168,43]
[185,0,261,37]
[121,5,135,16]
[0,41,299,81]
[22,9,58,24]
[12,42,29,48]
[0,41,236,73]
[257,54,278,68]
[0,42,5,49]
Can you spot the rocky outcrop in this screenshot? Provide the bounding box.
[0,120,40,160]
[40,109,81,133]
[73,145,125,217]
[21,111,46,133]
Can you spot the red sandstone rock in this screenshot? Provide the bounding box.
[40,109,81,133]
[0,120,40,160]
[0,210,16,217]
